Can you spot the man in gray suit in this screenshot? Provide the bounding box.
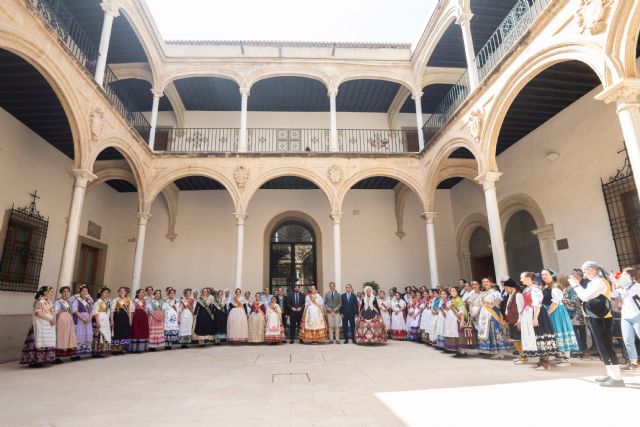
[324,281,342,344]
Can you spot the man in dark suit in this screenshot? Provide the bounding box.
[275,286,289,337]
[288,284,305,344]
[340,283,358,343]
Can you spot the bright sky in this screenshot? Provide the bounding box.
[145,0,436,46]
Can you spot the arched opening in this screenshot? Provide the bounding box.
[504,210,543,277]
[268,219,317,295]
[469,227,494,281]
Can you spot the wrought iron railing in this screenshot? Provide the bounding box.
[423,0,552,147]
[29,0,151,141]
[248,128,330,152]
[338,129,419,153]
[159,128,239,152]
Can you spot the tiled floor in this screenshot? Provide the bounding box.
[1,341,637,426]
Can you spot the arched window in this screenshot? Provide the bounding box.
[269,220,316,294]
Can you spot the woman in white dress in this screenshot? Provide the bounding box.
[162,288,180,349]
[178,288,194,347]
[299,286,327,343]
[420,290,434,342]
[91,287,112,357]
[390,292,407,340]
[377,290,391,332]
[435,289,448,349]
[408,293,425,341]
[265,296,286,343]
[20,286,57,367]
[227,288,248,343]
[248,293,266,343]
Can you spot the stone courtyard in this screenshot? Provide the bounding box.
[1,342,636,427]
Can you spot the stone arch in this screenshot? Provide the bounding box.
[335,72,418,94]
[412,2,461,71]
[605,0,640,78]
[147,167,239,213]
[159,68,244,91]
[336,167,427,214]
[0,23,89,167]
[455,212,490,280]
[262,210,324,294]
[88,167,179,241]
[240,168,336,213]
[245,68,331,91]
[87,137,148,209]
[483,42,622,170]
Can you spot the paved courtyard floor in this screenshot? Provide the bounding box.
[1,341,637,426]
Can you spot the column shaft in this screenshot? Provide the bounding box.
[331,213,342,292]
[329,90,338,152]
[413,92,425,151]
[477,172,508,283]
[459,17,479,89]
[234,213,247,289]
[148,89,163,150]
[131,212,152,292]
[94,2,119,86]
[239,90,249,152]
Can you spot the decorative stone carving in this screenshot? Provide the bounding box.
[575,0,613,35]
[465,108,484,142]
[90,107,104,142]
[233,166,249,189]
[327,165,343,184]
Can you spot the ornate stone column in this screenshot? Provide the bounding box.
[475,171,508,282]
[58,169,97,288]
[234,213,247,289]
[94,1,120,86]
[422,212,439,288]
[412,91,425,151]
[131,212,152,292]
[596,79,640,199]
[532,224,559,272]
[148,88,164,150]
[331,212,342,291]
[328,88,339,152]
[238,88,250,152]
[456,12,479,89]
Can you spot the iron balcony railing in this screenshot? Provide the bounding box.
[158,128,239,152]
[423,0,552,147]
[338,129,420,153]
[29,0,151,141]
[248,128,330,152]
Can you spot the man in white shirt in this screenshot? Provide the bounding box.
[569,261,624,387]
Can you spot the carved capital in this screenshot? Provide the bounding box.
[532,224,556,241]
[239,87,251,97]
[327,165,343,184]
[234,212,248,225]
[475,171,502,191]
[575,0,613,35]
[68,169,97,188]
[455,10,473,26]
[595,79,640,110]
[136,211,153,225]
[465,108,484,143]
[165,232,178,242]
[421,211,437,224]
[100,0,121,18]
[330,212,343,224]
[150,88,164,98]
[233,166,249,189]
[90,107,104,142]
[411,91,423,101]
[327,88,339,98]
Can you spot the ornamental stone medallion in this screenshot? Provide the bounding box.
[234,166,249,189]
[90,107,104,141]
[575,0,613,35]
[465,108,484,143]
[327,165,343,184]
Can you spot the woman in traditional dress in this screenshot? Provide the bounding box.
[476,278,513,358]
[91,287,112,357]
[419,290,433,343]
[227,288,249,343]
[541,269,579,366]
[54,286,76,362]
[248,293,266,343]
[192,288,215,345]
[298,286,327,343]
[162,288,180,349]
[147,290,165,351]
[520,271,558,370]
[446,287,476,356]
[408,292,424,341]
[111,287,132,355]
[212,290,227,344]
[130,289,149,353]
[178,288,194,347]
[355,286,387,344]
[143,286,154,304]
[427,292,442,345]
[71,285,92,358]
[435,289,449,349]
[265,296,286,344]
[390,292,407,340]
[377,290,391,334]
[20,286,56,367]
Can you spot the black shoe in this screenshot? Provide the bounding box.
[289,341,294,344]
[54,358,63,364]
[453,353,467,358]
[70,356,81,361]
[343,340,348,344]
[594,376,610,382]
[599,378,625,388]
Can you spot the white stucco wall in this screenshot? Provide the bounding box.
[450,85,623,274]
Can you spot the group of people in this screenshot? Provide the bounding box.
[18,260,640,388]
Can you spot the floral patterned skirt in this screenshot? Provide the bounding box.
[355,315,387,344]
[20,325,56,366]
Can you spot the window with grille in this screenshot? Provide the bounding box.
[0,203,49,292]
